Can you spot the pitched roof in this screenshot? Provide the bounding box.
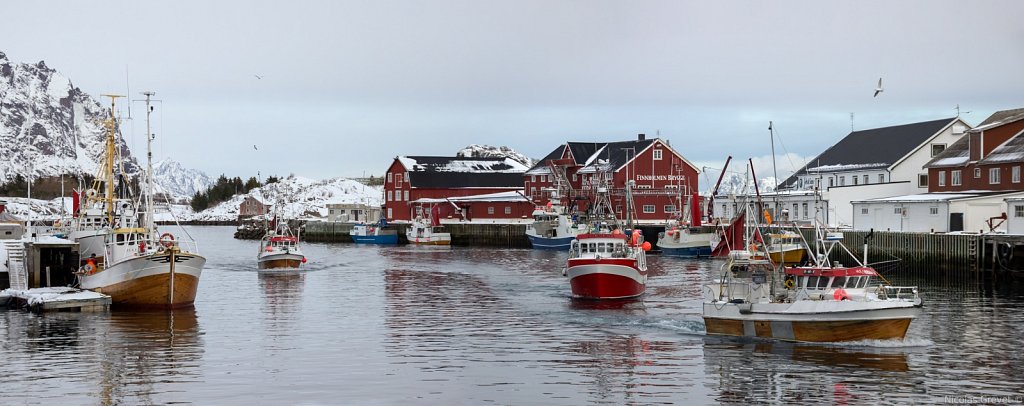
[576,139,655,173]
[397,156,527,189]
[926,108,1024,168]
[781,118,956,188]
[977,128,1024,165]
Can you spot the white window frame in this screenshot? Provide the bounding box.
[839,176,845,186]
[387,172,393,183]
[990,167,1001,184]
[878,174,885,183]
[863,174,869,184]
[952,170,962,186]
[642,204,656,213]
[1016,205,1024,218]
[931,144,946,157]
[387,191,393,201]
[975,168,982,178]
[664,205,676,213]
[861,208,868,215]
[653,149,663,160]
[404,191,409,201]
[929,207,939,215]
[1014,166,1021,183]
[504,206,511,215]
[487,206,495,215]
[938,171,945,187]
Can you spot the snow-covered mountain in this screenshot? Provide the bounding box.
[152,158,214,201]
[456,144,535,167]
[715,173,778,195]
[0,51,140,183]
[180,175,383,222]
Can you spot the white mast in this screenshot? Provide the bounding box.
[142,91,156,236]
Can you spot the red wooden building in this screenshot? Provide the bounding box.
[238,196,270,219]
[524,134,701,224]
[383,156,532,222]
[926,108,1024,192]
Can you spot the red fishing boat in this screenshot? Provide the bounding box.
[566,229,648,299]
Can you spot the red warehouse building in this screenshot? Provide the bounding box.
[524,134,701,224]
[926,108,1024,192]
[383,156,533,222]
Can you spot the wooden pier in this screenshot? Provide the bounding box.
[299,221,532,247]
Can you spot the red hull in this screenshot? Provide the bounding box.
[566,258,646,299]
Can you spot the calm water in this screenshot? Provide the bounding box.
[2,226,1023,405]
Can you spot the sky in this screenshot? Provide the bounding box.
[2,1,1023,190]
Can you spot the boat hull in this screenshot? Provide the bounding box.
[702,302,919,342]
[80,251,205,309]
[258,253,305,269]
[769,248,807,265]
[566,259,646,299]
[660,245,712,258]
[408,237,451,245]
[352,234,399,244]
[527,234,575,250]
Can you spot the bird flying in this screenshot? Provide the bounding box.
[254,74,263,79]
[873,77,883,97]
[253,144,258,151]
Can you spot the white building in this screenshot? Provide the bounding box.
[1006,197,1024,234]
[326,203,382,223]
[852,192,1024,233]
[709,190,826,226]
[779,117,971,226]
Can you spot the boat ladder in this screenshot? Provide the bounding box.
[3,241,28,290]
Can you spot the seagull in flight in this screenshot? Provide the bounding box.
[254,74,263,80]
[873,77,883,97]
[253,144,258,151]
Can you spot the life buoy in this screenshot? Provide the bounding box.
[159,233,175,248]
[82,263,95,274]
[784,278,796,289]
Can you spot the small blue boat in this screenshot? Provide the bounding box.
[351,219,399,245]
[526,234,576,250]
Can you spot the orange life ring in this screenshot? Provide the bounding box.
[159,232,175,248]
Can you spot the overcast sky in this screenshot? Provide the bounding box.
[3,1,1023,189]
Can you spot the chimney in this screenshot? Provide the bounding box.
[638,133,646,141]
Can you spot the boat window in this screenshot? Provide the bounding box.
[818,277,830,289]
[597,242,607,253]
[116,234,125,245]
[846,277,860,288]
[833,276,847,288]
[859,277,870,288]
[581,243,589,253]
[805,276,817,289]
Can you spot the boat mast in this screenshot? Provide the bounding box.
[142,91,156,236]
[99,94,124,225]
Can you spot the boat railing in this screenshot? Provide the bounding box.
[875,285,919,301]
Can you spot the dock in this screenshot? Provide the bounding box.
[1,287,111,312]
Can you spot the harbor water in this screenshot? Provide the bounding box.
[2,226,1023,404]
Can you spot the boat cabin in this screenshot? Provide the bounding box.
[570,234,634,258]
[266,236,298,250]
[784,266,877,294]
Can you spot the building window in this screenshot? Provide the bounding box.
[1014,166,1021,183]
[530,187,536,196]
[616,205,623,214]
[829,178,834,187]
[531,175,535,182]
[404,191,409,201]
[863,175,869,184]
[792,203,799,218]
[572,173,577,181]
[839,176,845,186]
[387,208,392,218]
[395,173,403,186]
[853,176,859,185]
[938,171,945,187]
[802,203,808,219]
[929,207,939,215]
[952,170,962,186]
[653,149,663,160]
[643,205,656,213]
[488,207,495,215]
[894,207,903,215]
[387,172,393,183]
[931,144,946,157]
[919,174,928,188]
[861,208,868,215]
[990,168,1000,184]
[504,206,511,215]
[394,191,401,202]
[387,191,392,201]
[722,204,728,216]
[1016,205,1024,218]
[664,205,676,213]
[975,168,982,178]
[878,174,885,183]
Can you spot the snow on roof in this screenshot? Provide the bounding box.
[981,152,1024,163]
[398,156,527,173]
[855,193,980,203]
[525,167,552,175]
[446,191,528,203]
[930,156,969,167]
[1,287,109,306]
[410,198,449,204]
[806,163,888,172]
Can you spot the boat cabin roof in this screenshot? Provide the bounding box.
[269,236,297,242]
[576,233,628,241]
[784,266,878,277]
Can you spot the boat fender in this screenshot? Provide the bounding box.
[159,232,175,248]
[784,278,796,289]
[595,255,602,261]
[833,288,849,301]
[728,298,745,304]
[139,241,146,253]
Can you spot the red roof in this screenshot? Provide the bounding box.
[269,236,297,242]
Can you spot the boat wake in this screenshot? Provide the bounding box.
[824,337,934,348]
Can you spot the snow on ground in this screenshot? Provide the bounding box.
[188,175,382,221]
[0,197,71,221]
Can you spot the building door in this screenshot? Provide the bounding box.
[872,208,884,231]
[950,213,964,232]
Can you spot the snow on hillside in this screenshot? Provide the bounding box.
[0,197,71,220]
[456,144,535,167]
[188,175,383,221]
[152,158,214,201]
[716,173,778,195]
[0,51,140,183]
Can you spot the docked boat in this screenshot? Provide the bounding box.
[564,176,649,299]
[71,93,206,309]
[702,201,922,342]
[351,219,398,244]
[525,203,583,249]
[406,218,451,245]
[258,219,306,269]
[657,221,716,257]
[762,230,809,265]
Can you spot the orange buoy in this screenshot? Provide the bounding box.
[833,288,849,301]
[301,257,307,263]
[641,241,651,251]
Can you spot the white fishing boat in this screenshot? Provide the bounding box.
[525,202,583,249]
[71,93,206,309]
[257,219,306,269]
[406,201,451,245]
[702,196,922,343]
